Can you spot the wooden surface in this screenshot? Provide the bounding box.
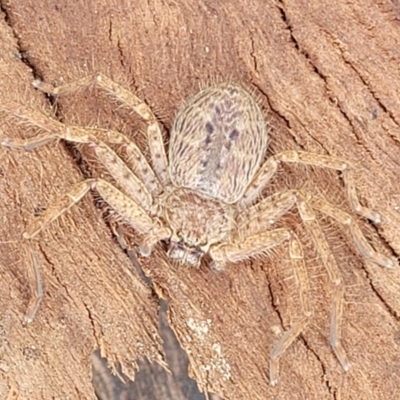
[0,1,400,399]
[92,300,208,400]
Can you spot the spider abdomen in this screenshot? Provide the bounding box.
[169,83,268,204]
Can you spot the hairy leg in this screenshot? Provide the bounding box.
[238,189,349,380]
[210,228,311,385]
[23,178,169,255]
[234,187,395,383]
[33,74,170,185]
[0,99,163,198]
[240,150,381,223]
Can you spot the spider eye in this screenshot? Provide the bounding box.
[186,248,202,266]
[168,242,185,260]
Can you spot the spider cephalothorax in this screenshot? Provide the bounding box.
[164,188,233,266]
[1,75,395,385]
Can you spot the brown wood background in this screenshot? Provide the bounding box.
[1,1,400,399]
[92,299,209,400]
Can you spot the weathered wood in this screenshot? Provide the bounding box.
[0,1,399,399]
[93,300,207,400]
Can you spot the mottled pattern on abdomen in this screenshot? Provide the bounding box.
[169,83,268,204]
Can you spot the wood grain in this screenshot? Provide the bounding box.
[0,1,399,399]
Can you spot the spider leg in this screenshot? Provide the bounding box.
[288,190,395,374]
[23,248,43,324]
[24,178,170,255]
[0,99,163,198]
[0,107,154,211]
[239,157,279,208]
[210,228,312,386]
[32,74,170,186]
[277,150,380,222]
[94,179,170,255]
[240,150,381,223]
[23,179,94,239]
[223,189,352,383]
[237,190,298,237]
[93,142,153,212]
[234,187,395,384]
[308,195,396,268]
[291,191,350,374]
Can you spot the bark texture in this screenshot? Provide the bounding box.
[1,1,400,399]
